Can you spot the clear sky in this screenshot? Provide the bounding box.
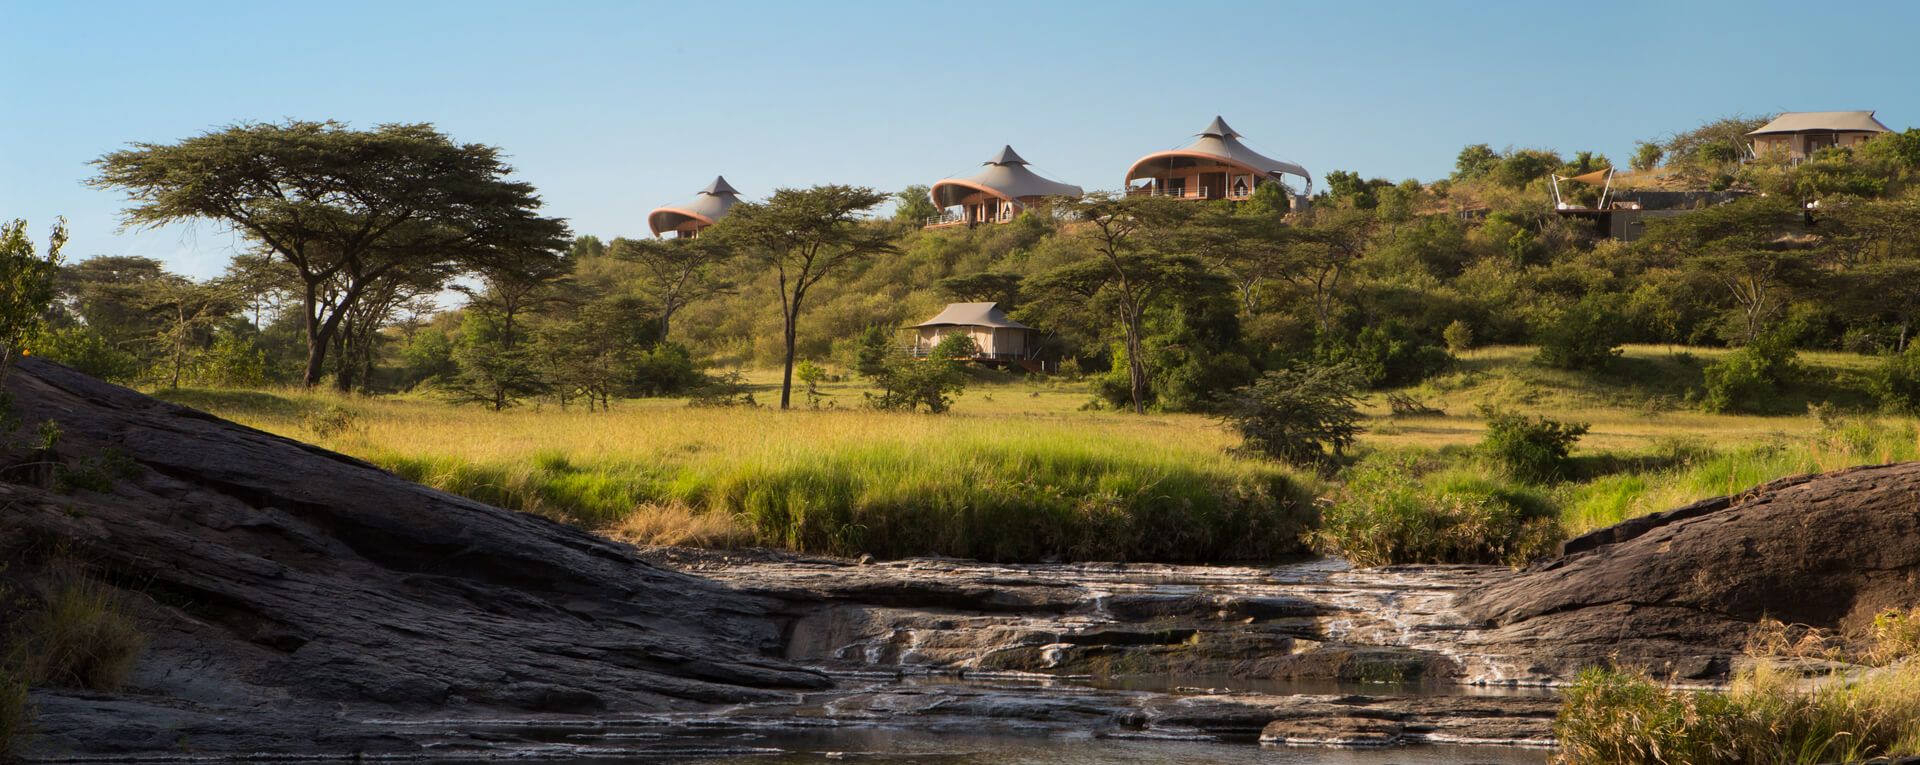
[4,0,1914,279]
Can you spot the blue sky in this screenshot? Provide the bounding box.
[3,0,1914,279]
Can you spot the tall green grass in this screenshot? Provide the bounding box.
[379,436,1317,562]
[17,568,145,692]
[1561,417,1920,534]
[1315,452,1561,567]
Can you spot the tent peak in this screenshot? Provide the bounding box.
[985,145,1029,166]
[1198,116,1239,138]
[700,176,740,196]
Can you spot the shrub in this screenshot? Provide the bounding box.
[186,333,270,388]
[626,342,705,396]
[28,324,140,383]
[1442,319,1474,354]
[1701,332,1799,414]
[1315,454,1561,567]
[1871,345,1920,415]
[20,569,145,691]
[867,334,973,413]
[1479,406,1588,483]
[1316,322,1454,389]
[1219,361,1364,468]
[1534,299,1625,372]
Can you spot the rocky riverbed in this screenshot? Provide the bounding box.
[6,358,1918,761]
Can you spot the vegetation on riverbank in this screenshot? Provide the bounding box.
[1555,609,1920,764]
[152,343,1915,563]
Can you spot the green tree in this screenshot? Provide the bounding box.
[0,218,65,382]
[1641,196,1815,343]
[867,332,974,413]
[611,236,734,340]
[892,185,939,224]
[1028,193,1198,413]
[710,185,896,410]
[1630,141,1664,171]
[91,120,569,388]
[446,310,548,410]
[1534,298,1626,372]
[1453,144,1501,180]
[1220,361,1364,468]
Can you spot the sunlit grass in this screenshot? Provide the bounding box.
[150,344,1913,561]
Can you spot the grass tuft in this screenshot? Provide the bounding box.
[19,567,144,691]
[0,664,28,760]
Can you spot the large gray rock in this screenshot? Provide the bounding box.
[1460,462,1920,679]
[0,359,826,758]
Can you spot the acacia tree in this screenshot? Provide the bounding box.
[1180,202,1294,314]
[1029,193,1195,414]
[610,236,733,340]
[710,185,895,410]
[1280,204,1373,337]
[91,120,568,388]
[1642,195,1815,343]
[1824,198,1920,350]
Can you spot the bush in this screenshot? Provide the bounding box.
[1700,332,1799,414]
[626,342,705,396]
[19,569,144,691]
[1219,361,1364,468]
[1315,454,1561,567]
[867,333,972,413]
[1443,319,1474,354]
[28,324,140,383]
[1316,323,1454,389]
[1871,345,1920,415]
[1479,405,1588,483]
[1534,299,1625,372]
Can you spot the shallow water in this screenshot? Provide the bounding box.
[659,727,1550,763]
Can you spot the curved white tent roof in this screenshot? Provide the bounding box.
[1747,111,1891,135]
[913,302,1030,330]
[929,146,1084,208]
[648,176,742,237]
[1125,116,1312,189]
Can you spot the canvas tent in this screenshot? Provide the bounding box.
[926,146,1083,227]
[1125,116,1312,201]
[911,302,1032,359]
[648,176,742,238]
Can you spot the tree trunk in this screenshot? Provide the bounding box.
[780,319,798,410]
[1121,301,1147,415]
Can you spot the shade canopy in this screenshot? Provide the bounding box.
[1125,116,1312,187]
[929,146,1084,208]
[1747,111,1891,136]
[913,302,1030,329]
[648,175,742,236]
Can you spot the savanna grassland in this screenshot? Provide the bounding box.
[155,343,1918,563]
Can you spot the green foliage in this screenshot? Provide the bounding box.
[1316,322,1453,389]
[867,333,973,413]
[1219,361,1364,467]
[1630,141,1664,171]
[185,333,269,388]
[850,324,895,378]
[1872,345,1920,415]
[1442,319,1474,354]
[1,218,66,382]
[1701,330,1800,414]
[892,184,939,223]
[1453,143,1500,180]
[446,312,548,410]
[397,329,457,389]
[1315,454,1561,567]
[29,324,139,383]
[1479,405,1589,482]
[1534,298,1625,372]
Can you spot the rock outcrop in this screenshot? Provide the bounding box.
[1461,462,1920,679]
[0,359,826,758]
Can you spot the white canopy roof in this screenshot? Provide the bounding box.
[1748,111,1891,136]
[913,302,1030,329]
[648,175,742,236]
[1125,116,1312,186]
[929,146,1084,208]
